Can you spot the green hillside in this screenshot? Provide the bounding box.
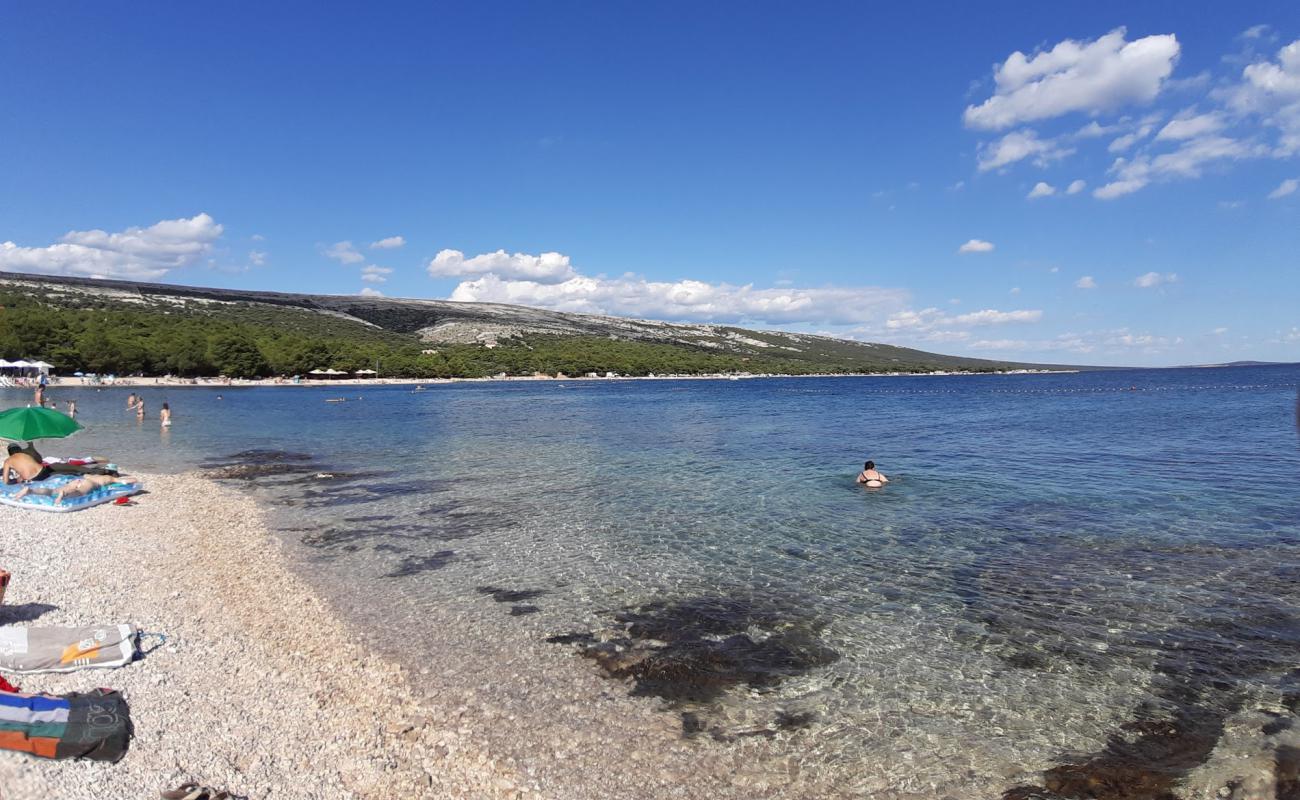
[0,272,1075,378]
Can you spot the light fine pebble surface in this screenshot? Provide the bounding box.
[0,473,522,800]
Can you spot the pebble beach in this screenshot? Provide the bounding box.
[0,473,524,800]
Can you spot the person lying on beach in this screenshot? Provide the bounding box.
[855,460,889,488]
[15,474,138,505]
[2,450,52,485]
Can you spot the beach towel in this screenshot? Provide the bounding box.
[0,688,131,761]
[0,475,141,513]
[0,624,137,674]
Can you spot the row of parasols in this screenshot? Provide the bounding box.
[305,368,378,377]
[0,360,53,375]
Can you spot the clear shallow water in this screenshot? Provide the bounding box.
[8,366,1300,797]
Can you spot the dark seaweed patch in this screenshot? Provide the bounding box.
[547,594,838,739]
[509,605,541,616]
[383,550,456,578]
[477,586,547,603]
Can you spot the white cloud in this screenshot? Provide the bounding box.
[1075,121,1113,138]
[1155,110,1226,140]
[978,129,1074,171]
[1027,181,1057,198]
[450,272,910,326]
[964,28,1180,131]
[1075,275,1097,289]
[1222,39,1300,155]
[248,250,267,266]
[323,241,364,265]
[1009,286,1021,295]
[1268,177,1298,198]
[1134,271,1178,288]
[958,239,995,254]
[429,249,577,284]
[361,265,393,284]
[1212,326,1229,335]
[883,307,1041,332]
[370,236,406,250]
[1095,135,1264,198]
[250,233,265,242]
[0,213,223,280]
[1066,179,1087,194]
[358,287,384,297]
[1241,25,1269,41]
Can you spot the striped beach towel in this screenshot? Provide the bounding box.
[0,688,131,761]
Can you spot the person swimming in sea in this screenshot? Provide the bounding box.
[855,460,889,488]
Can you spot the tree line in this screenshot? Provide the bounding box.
[0,293,860,378]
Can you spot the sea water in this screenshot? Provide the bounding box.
[7,365,1300,797]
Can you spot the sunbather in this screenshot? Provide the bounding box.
[2,450,52,484]
[15,474,138,505]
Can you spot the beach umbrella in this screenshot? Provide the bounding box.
[354,369,376,375]
[0,407,83,441]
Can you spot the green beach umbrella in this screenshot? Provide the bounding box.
[0,406,83,441]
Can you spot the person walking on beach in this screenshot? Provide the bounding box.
[856,460,889,488]
[160,402,172,427]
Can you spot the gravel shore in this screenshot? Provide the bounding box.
[0,473,522,800]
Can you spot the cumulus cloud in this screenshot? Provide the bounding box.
[958,239,995,254]
[1066,179,1087,194]
[450,272,910,326]
[429,249,578,284]
[322,241,364,265]
[884,307,1041,330]
[978,129,1074,171]
[358,287,384,297]
[1155,110,1226,140]
[370,236,405,250]
[361,265,393,284]
[1222,39,1300,155]
[0,213,223,280]
[1076,275,1097,289]
[1095,135,1265,198]
[964,28,1180,131]
[1134,271,1178,288]
[1268,177,1298,198]
[1027,181,1057,198]
[248,250,267,267]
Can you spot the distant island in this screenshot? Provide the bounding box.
[0,271,1082,379]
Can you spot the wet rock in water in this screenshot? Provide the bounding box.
[476,586,547,603]
[383,551,456,578]
[547,594,839,723]
[509,605,541,616]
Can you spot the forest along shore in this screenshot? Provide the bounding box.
[0,474,522,800]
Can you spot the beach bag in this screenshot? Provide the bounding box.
[0,624,138,674]
[0,688,131,761]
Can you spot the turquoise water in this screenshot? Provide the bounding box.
[6,365,1300,796]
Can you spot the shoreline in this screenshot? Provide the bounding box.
[38,368,1076,390]
[0,472,523,799]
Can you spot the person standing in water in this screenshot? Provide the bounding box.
[856,460,889,488]
[126,393,137,411]
[160,402,172,427]
[67,399,77,418]
[136,397,146,420]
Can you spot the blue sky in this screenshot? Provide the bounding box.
[2,2,1297,366]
